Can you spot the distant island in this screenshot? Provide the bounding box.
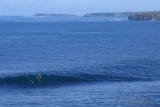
[34,13,78,17]
[128,11,160,21]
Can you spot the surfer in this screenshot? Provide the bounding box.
[36,74,42,81]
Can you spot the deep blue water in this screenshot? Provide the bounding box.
[0,18,160,107]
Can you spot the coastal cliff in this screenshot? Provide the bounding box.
[128,11,160,21]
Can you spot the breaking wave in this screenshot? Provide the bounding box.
[0,73,153,87]
[0,59,159,87]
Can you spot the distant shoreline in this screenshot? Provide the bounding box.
[83,11,160,21]
[33,13,78,17]
[128,11,160,21]
[33,11,160,21]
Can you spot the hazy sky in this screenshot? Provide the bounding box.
[0,0,160,16]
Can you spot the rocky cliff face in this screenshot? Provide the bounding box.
[128,12,160,21]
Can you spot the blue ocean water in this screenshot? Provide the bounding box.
[0,17,160,106]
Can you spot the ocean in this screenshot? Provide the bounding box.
[0,17,160,107]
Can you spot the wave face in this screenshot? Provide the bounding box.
[0,73,148,87]
[0,59,159,87]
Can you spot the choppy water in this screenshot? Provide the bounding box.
[0,18,160,107]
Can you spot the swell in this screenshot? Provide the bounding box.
[0,73,151,87]
[0,59,159,87]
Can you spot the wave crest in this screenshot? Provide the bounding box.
[0,73,150,87]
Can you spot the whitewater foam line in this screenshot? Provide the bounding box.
[0,73,151,87]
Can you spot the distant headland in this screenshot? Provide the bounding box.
[128,11,160,21]
[84,11,160,21]
[34,13,78,17]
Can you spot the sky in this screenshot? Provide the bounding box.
[0,0,160,16]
